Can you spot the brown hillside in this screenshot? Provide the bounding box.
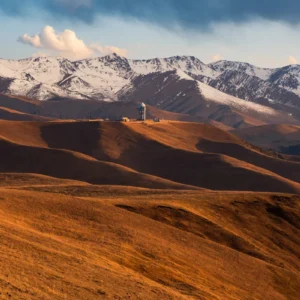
[233,124,300,155]
[0,106,51,121]
[0,93,230,129]
[0,184,299,299]
[0,172,91,187]
[39,121,300,192]
[0,120,299,193]
[0,137,198,190]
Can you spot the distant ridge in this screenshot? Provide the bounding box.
[233,124,300,156]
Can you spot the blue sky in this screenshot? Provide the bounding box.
[0,0,300,67]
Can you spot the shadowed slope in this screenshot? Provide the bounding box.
[0,120,299,193]
[0,137,197,190]
[39,121,300,192]
[232,124,300,155]
[0,93,229,129]
[0,106,51,121]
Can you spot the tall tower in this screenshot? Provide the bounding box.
[137,103,146,121]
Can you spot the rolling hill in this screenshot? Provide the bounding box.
[233,124,300,156]
[0,179,299,299]
[0,93,231,129]
[0,119,299,193]
[0,119,299,299]
[0,106,51,121]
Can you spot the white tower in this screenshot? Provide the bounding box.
[137,103,146,121]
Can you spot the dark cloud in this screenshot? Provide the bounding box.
[0,0,300,29]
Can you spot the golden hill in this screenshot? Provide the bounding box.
[0,120,299,299]
[0,178,299,299]
[0,120,299,193]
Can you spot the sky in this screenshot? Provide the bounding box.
[0,0,300,67]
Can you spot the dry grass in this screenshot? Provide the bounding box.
[0,120,299,299]
[0,175,299,299]
[0,120,299,193]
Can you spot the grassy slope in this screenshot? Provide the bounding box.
[0,120,299,193]
[0,177,299,299]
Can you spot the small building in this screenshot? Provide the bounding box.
[137,103,147,121]
[153,117,161,122]
[120,117,130,122]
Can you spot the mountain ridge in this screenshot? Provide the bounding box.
[2,53,300,100]
[0,54,300,127]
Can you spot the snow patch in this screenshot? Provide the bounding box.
[197,81,277,115]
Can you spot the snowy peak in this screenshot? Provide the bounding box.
[268,65,300,91]
[75,53,132,77]
[25,57,76,85]
[0,54,133,100]
[196,80,277,116]
[208,59,300,96]
[57,75,92,90]
[129,55,216,77]
[208,60,273,80]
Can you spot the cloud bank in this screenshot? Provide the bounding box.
[1,0,300,29]
[18,26,127,59]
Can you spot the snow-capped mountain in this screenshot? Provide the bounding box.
[129,55,217,77]
[117,69,294,128]
[208,60,300,105]
[208,61,273,81]
[0,54,300,123]
[189,69,300,111]
[0,55,133,101]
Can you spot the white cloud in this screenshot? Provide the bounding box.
[18,26,127,60]
[288,55,297,65]
[212,54,223,62]
[21,34,42,48]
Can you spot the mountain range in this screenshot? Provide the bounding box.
[1,54,300,128]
